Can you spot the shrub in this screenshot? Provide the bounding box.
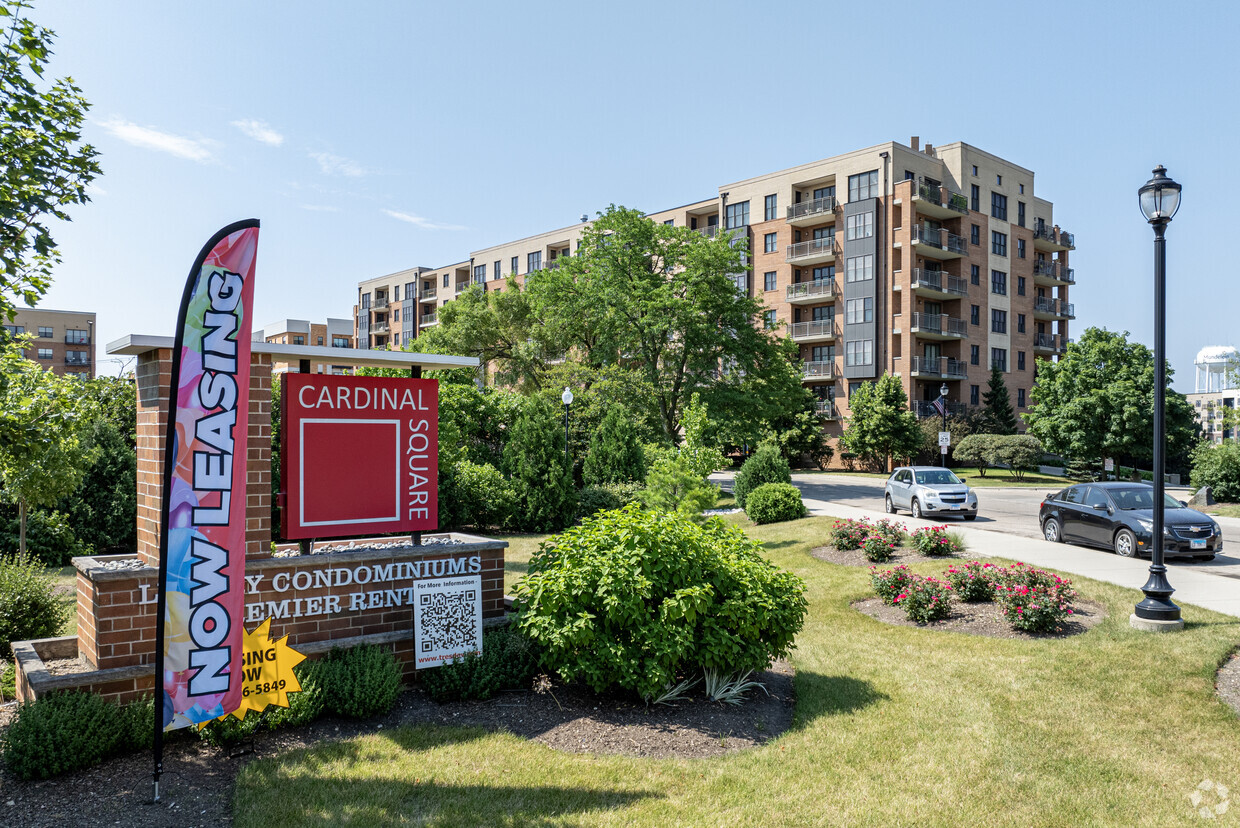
[910,525,964,557]
[0,507,84,567]
[732,445,791,509]
[0,553,69,658]
[514,505,808,702]
[0,691,151,780]
[870,564,914,605]
[453,460,514,530]
[319,644,403,719]
[893,576,953,624]
[199,661,327,747]
[638,455,719,519]
[1191,440,1240,503]
[744,483,806,524]
[991,435,1044,481]
[992,563,1077,633]
[583,406,647,486]
[870,518,905,546]
[829,518,870,550]
[578,482,645,519]
[943,561,998,602]
[502,397,577,532]
[420,626,541,702]
[953,434,999,477]
[860,532,898,563]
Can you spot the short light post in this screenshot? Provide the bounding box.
[561,386,573,474]
[940,382,949,467]
[1132,165,1184,632]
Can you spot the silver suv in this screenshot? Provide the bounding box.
[884,466,978,520]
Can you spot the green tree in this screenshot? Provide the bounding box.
[637,455,719,520]
[1190,440,1240,503]
[839,374,922,472]
[0,1,102,320]
[982,366,1018,435]
[582,406,646,485]
[501,397,576,532]
[1025,327,1196,478]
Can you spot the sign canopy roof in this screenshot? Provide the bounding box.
[106,334,479,371]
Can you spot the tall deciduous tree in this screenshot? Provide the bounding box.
[0,1,102,320]
[982,366,1018,435]
[839,374,922,472]
[1025,327,1195,477]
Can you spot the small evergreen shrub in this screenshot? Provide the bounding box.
[638,455,718,519]
[577,484,622,517]
[0,553,69,658]
[870,564,914,606]
[320,644,403,719]
[861,532,898,563]
[583,407,647,485]
[515,505,807,702]
[502,397,577,533]
[744,483,806,524]
[0,691,149,780]
[893,576,954,624]
[910,526,965,557]
[420,626,541,702]
[732,445,791,509]
[943,561,998,602]
[829,518,870,550]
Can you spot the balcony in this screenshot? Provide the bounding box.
[455,280,470,294]
[787,320,838,343]
[911,400,969,419]
[910,312,968,340]
[419,314,438,328]
[912,179,969,219]
[1033,332,1064,354]
[420,287,437,301]
[695,225,719,238]
[1033,297,1075,320]
[802,361,835,381]
[1033,224,1075,252]
[910,268,968,298]
[372,297,389,309]
[786,196,838,227]
[785,237,838,265]
[910,225,967,260]
[814,400,840,419]
[786,280,835,305]
[64,334,91,345]
[1032,261,1075,285]
[64,354,92,366]
[371,322,389,334]
[910,356,968,379]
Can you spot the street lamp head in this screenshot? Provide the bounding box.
[1138,165,1181,224]
[940,383,949,397]
[561,386,574,406]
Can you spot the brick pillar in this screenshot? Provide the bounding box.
[247,354,273,557]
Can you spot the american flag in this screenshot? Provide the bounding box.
[932,396,947,418]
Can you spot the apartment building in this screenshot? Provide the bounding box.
[1187,345,1239,443]
[354,138,1075,442]
[1,308,97,378]
[253,318,356,374]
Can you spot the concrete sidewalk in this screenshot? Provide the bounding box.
[800,496,1240,621]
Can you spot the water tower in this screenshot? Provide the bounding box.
[1194,345,1240,393]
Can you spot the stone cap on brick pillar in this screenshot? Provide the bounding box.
[107,334,481,371]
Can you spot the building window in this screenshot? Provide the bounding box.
[970,224,980,245]
[972,165,978,177]
[37,326,53,338]
[764,310,777,330]
[293,335,305,345]
[971,264,980,285]
[36,348,52,359]
[845,254,874,283]
[970,184,980,211]
[1017,313,1026,333]
[764,194,778,221]
[904,170,915,181]
[845,339,873,366]
[991,309,1007,334]
[663,219,674,226]
[848,170,878,201]
[443,274,449,288]
[1018,351,1026,371]
[725,200,749,229]
[845,212,873,240]
[970,384,980,405]
[317,336,324,346]
[510,256,518,275]
[992,348,1007,372]
[333,336,350,348]
[812,345,834,362]
[1018,388,1026,407]
[991,192,1008,221]
[1017,276,1026,296]
[991,270,1007,295]
[813,265,835,282]
[66,349,89,365]
[970,345,980,365]
[474,264,486,283]
[764,232,777,253]
[493,261,501,281]
[392,307,399,322]
[970,305,980,326]
[528,251,542,272]
[845,297,873,324]
[1018,201,1026,227]
[764,271,777,291]
[1019,184,1025,195]
[66,328,89,344]
[1017,239,1026,259]
[991,231,1007,256]
[813,185,835,201]
[996,174,1002,185]
[811,305,834,323]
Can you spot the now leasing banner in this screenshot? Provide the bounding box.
[156,220,259,733]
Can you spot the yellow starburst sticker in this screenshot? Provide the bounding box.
[218,618,307,721]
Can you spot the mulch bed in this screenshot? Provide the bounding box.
[811,544,962,567]
[1217,650,1240,719]
[852,597,1108,640]
[0,661,794,828]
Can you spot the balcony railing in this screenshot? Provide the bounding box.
[371,322,389,333]
[911,400,968,419]
[788,320,838,340]
[785,237,838,262]
[419,314,437,327]
[911,225,967,254]
[372,297,389,309]
[787,196,838,222]
[910,356,968,378]
[814,400,840,419]
[914,179,969,214]
[420,287,437,300]
[802,361,835,379]
[910,268,968,296]
[1034,297,1074,318]
[64,334,91,345]
[696,225,719,238]
[1033,225,1074,248]
[64,354,92,366]
[786,280,835,302]
[1033,332,1062,351]
[1032,261,1075,283]
[910,312,968,338]
[455,280,469,293]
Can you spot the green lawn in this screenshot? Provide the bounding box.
[1206,503,1240,519]
[234,516,1240,827]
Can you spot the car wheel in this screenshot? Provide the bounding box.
[884,494,896,514]
[1043,518,1062,543]
[911,499,922,519]
[1193,555,1215,562]
[1113,528,1138,558]
[963,514,977,521]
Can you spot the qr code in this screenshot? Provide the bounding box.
[418,588,477,652]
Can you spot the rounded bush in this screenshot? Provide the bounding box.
[420,626,541,702]
[1191,441,1240,503]
[829,518,870,550]
[320,644,403,719]
[732,445,791,509]
[744,483,806,524]
[870,565,914,606]
[514,505,808,702]
[910,526,964,557]
[0,553,69,658]
[1,691,129,780]
[943,561,998,602]
[861,532,898,562]
[453,460,514,529]
[893,576,953,624]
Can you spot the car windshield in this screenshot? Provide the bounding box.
[1109,488,1182,510]
[914,469,962,485]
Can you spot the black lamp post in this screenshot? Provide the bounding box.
[939,382,949,467]
[561,386,573,473]
[1133,165,1183,627]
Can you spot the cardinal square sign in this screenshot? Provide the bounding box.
[281,374,439,539]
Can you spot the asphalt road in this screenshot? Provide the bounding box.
[747,472,1240,581]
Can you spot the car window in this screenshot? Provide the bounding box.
[914,469,962,486]
[1109,488,1182,510]
[1061,487,1083,504]
[900,471,912,484]
[1082,487,1110,509]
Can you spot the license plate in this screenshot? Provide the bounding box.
[1191,539,1207,550]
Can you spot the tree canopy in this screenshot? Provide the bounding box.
[839,374,921,472]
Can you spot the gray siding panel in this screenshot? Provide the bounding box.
[842,197,878,380]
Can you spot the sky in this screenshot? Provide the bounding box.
[27,0,1240,390]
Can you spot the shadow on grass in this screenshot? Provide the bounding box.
[760,540,802,550]
[505,561,529,576]
[790,673,888,730]
[238,725,658,827]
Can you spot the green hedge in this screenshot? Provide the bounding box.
[744,483,806,524]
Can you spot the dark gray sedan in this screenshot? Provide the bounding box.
[1038,482,1222,560]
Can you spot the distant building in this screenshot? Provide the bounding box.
[253,318,355,374]
[1,308,96,378]
[1187,345,1239,443]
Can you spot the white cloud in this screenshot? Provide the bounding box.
[98,117,214,163]
[299,204,340,212]
[382,209,466,231]
[310,151,366,177]
[231,118,283,146]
